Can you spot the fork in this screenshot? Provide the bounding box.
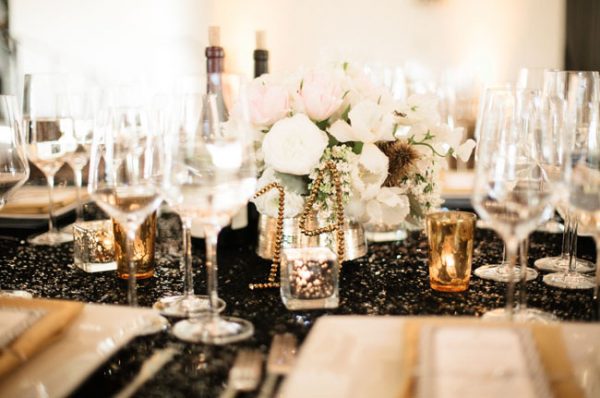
[220,350,263,398]
[257,333,298,398]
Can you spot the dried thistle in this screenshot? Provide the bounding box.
[377,140,420,187]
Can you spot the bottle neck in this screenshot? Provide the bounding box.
[253,49,269,78]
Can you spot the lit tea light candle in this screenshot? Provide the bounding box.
[280,247,339,310]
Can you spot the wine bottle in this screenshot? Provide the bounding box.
[254,30,269,78]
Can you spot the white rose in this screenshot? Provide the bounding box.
[262,113,328,175]
[247,75,290,128]
[296,68,345,122]
[328,100,395,143]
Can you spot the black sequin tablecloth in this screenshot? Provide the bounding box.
[0,210,597,397]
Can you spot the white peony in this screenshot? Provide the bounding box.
[247,75,290,128]
[364,187,411,225]
[262,113,328,175]
[296,68,345,122]
[252,168,306,218]
[328,100,395,144]
[349,143,389,200]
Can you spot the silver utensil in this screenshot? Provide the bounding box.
[220,350,263,398]
[257,333,298,398]
[113,347,179,398]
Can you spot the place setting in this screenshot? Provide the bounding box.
[1,3,600,398]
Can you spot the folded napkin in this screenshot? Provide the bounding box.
[400,317,583,398]
[0,186,82,215]
[0,297,84,378]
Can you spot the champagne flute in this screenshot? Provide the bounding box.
[545,71,600,290]
[24,74,74,245]
[472,88,558,321]
[152,85,225,317]
[172,92,257,344]
[0,95,31,297]
[88,106,164,306]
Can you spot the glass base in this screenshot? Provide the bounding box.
[132,312,170,335]
[543,272,595,289]
[534,256,595,273]
[153,295,226,317]
[365,228,407,242]
[536,220,564,233]
[74,261,117,273]
[28,230,73,245]
[172,315,254,345]
[0,290,33,298]
[483,308,559,323]
[474,263,538,282]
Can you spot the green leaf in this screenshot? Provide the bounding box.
[342,61,349,71]
[341,104,351,121]
[327,133,340,147]
[352,141,364,154]
[316,119,330,131]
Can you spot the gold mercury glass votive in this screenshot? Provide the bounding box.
[280,247,339,310]
[426,211,476,292]
[73,220,117,273]
[112,212,157,280]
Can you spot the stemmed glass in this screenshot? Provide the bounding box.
[172,93,257,344]
[544,71,600,290]
[152,86,225,317]
[472,88,559,321]
[473,87,538,283]
[88,106,165,306]
[23,74,74,245]
[0,95,30,297]
[64,84,99,225]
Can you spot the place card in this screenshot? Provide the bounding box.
[416,325,552,398]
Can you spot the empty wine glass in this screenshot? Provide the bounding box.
[24,74,74,245]
[88,106,165,306]
[472,88,559,321]
[172,92,257,344]
[534,70,596,277]
[0,95,31,297]
[543,71,599,289]
[473,87,538,283]
[151,84,226,317]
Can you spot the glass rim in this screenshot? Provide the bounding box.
[426,211,477,222]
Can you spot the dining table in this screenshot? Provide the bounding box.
[0,204,597,397]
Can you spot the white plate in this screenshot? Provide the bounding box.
[0,304,162,398]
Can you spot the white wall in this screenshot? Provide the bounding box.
[9,0,565,91]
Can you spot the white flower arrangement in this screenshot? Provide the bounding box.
[245,63,475,227]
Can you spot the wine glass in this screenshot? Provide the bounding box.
[151,83,226,317]
[64,82,100,225]
[172,92,257,344]
[545,71,600,290]
[23,74,75,245]
[473,87,538,283]
[0,95,31,297]
[533,70,595,277]
[472,88,559,321]
[88,106,165,306]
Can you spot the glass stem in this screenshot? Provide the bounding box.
[560,211,572,260]
[594,238,600,321]
[126,229,138,306]
[46,174,57,233]
[182,217,194,298]
[567,218,579,275]
[74,168,84,223]
[203,224,221,315]
[517,239,529,312]
[504,239,519,321]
